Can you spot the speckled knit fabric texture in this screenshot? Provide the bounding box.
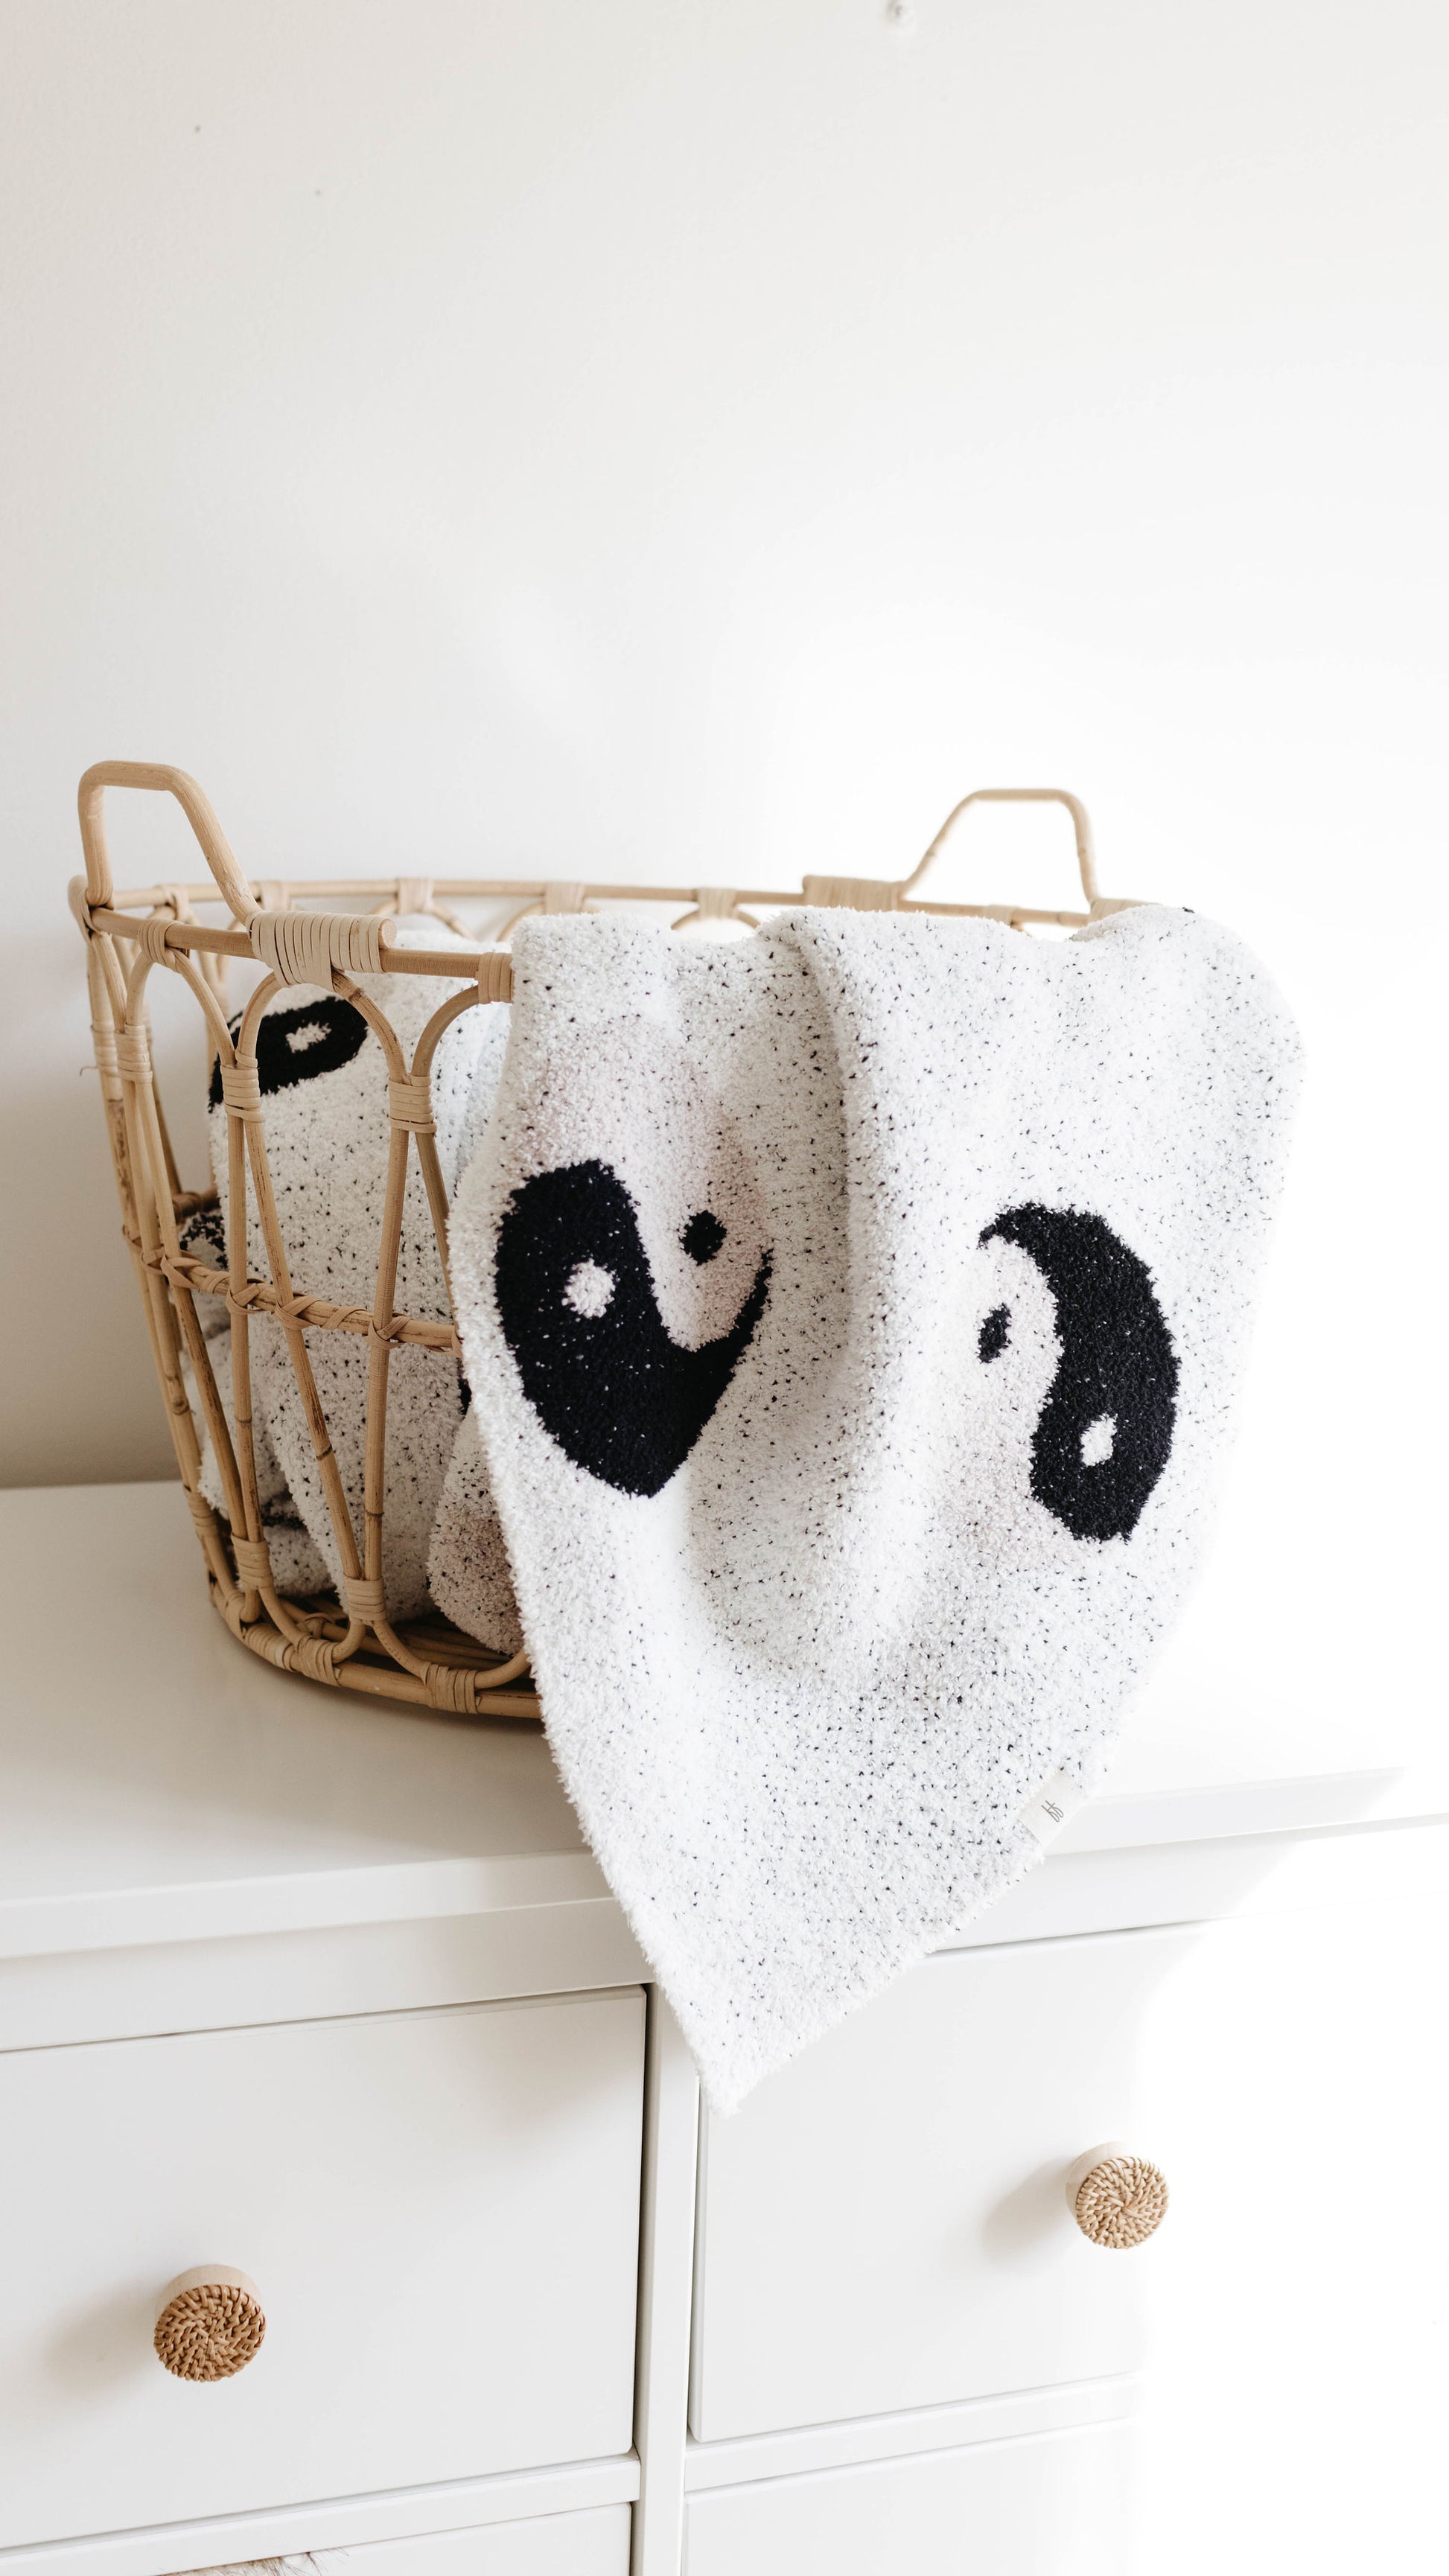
[448,903,1299,2111]
[427,1403,527,1654]
[202,919,515,1620]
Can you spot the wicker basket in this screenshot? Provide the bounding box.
[71,761,1128,1722]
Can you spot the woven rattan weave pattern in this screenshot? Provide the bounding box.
[153,2279,267,2382]
[72,762,1133,1723]
[1073,2153,1171,2250]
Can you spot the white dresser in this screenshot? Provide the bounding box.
[0,1483,1443,2576]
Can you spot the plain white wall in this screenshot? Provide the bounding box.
[1,0,1445,1634]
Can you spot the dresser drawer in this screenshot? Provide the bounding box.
[690,1903,1449,2443]
[685,2423,1133,2576]
[691,1931,1163,2439]
[0,1992,644,2548]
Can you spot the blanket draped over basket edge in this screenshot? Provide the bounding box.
[443,904,1302,2112]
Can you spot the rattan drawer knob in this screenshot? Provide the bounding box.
[153,2266,266,2380]
[1066,2142,1168,2249]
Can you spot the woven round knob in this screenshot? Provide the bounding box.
[153,2267,266,2380]
[1066,2142,1168,2249]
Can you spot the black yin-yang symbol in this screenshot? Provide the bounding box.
[208,995,369,1109]
[494,1158,772,1497]
[978,1204,1178,1541]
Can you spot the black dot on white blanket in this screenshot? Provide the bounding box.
[494,1159,771,1498]
[978,1204,1179,1542]
[681,1208,727,1263]
[978,1303,1010,1363]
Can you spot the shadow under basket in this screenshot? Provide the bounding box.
[71,760,1133,1722]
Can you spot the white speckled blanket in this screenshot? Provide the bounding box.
[443,904,1300,2109]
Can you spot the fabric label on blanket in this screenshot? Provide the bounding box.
[446,902,1302,2112]
[1018,1767,1089,1846]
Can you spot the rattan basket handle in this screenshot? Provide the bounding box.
[78,762,258,923]
[906,786,1101,905]
[1065,2141,1169,2249]
[154,2265,267,2380]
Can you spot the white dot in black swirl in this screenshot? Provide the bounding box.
[564,1258,617,1320]
[1079,1414,1116,1467]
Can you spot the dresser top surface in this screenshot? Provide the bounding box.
[0,1479,1441,1959]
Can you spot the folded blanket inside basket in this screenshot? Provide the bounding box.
[201,917,516,1625]
[443,902,1302,2110]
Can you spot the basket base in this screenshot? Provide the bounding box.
[208,1578,543,1724]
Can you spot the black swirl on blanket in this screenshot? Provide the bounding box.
[494,1160,772,1497]
[978,1205,1178,1541]
[208,996,369,1108]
